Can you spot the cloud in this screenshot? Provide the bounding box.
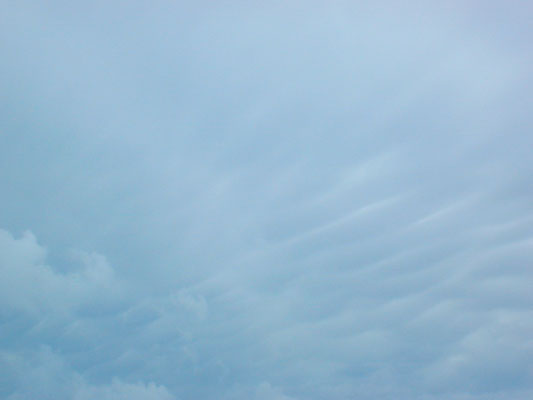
[1,346,174,400]
[75,379,175,400]
[0,229,122,317]
[255,382,296,400]
[0,1,532,399]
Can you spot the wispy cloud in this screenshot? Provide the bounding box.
[1,1,532,399]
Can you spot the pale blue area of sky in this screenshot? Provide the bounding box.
[1,1,532,399]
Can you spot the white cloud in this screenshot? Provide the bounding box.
[255,382,296,400]
[0,229,122,317]
[75,379,175,400]
[1,346,175,400]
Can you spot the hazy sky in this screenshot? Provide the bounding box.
[1,1,532,399]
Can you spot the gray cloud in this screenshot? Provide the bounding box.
[1,1,532,399]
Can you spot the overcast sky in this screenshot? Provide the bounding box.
[1,1,532,399]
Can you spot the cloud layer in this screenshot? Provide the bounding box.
[1,1,532,399]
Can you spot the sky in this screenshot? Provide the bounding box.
[1,1,532,399]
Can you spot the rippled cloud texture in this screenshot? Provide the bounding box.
[1,1,532,399]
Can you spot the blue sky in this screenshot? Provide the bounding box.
[1,1,532,399]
